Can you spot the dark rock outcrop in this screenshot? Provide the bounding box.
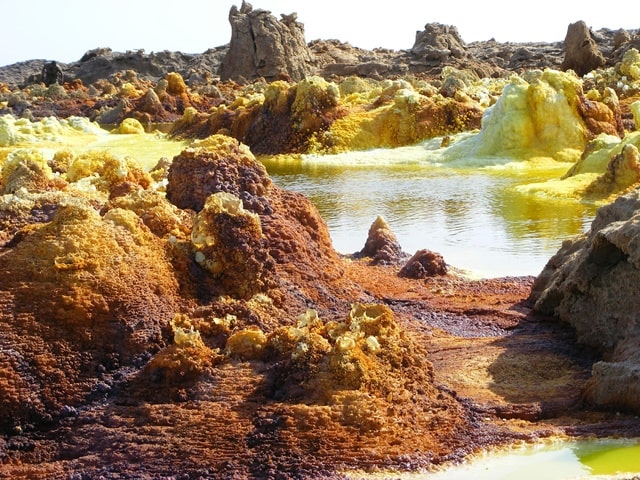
[358,215,406,265]
[530,186,640,412]
[1,18,638,90]
[561,20,606,76]
[411,23,468,64]
[219,1,314,82]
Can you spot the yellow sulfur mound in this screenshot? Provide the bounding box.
[0,114,105,148]
[619,48,640,81]
[65,150,153,192]
[111,117,146,134]
[312,80,483,153]
[0,148,55,193]
[291,76,340,133]
[584,143,640,197]
[474,70,586,160]
[267,304,433,399]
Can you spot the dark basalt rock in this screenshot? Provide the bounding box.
[219,1,315,82]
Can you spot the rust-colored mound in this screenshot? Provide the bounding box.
[165,134,360,314]
[0,200,181,432]
[166,135,272,212]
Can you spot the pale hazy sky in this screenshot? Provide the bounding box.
[0,0,638,67]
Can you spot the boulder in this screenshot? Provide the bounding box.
[530,186,640,411]
[561,20,606,76]
[411,23,468,64]
[219,1,315,82]
[399,249,448,278]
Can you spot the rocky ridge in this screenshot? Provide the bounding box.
[0,4,638,88]
[531,184,640,412]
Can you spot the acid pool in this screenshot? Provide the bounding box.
[262,136,599,278]
[354,439,640,479]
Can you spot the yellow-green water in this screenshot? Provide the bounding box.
[262,138,598,278]
[388,440,640,479]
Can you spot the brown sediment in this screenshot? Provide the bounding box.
[2,258,639,479]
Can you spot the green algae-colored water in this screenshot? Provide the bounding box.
[262,139,598,278]
[416,440,640,479]
[346,440,640,479]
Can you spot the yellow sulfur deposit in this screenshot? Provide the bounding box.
[291,76,340,133]
[225,327,268,359]
[191,191,261,251]
[166,72,188,96]
[514,132,640,202]
[0,148,55,193]
[0,114,105,148]
[583,143,640,198]
[111,117,146,134]
[320,85,422,152]
[563,131,640,199]
[631,100,640,129]
[311,78,484,154]
[0,114,187,175]
[65,150,153,192]
[260,303,437,432]
[619,48,640,81]
[263,80,293,114]
[142,314,220,389]
[447,70,587,162]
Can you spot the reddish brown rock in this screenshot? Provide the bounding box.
[166,135,272,212]
[358,215,406,265]
[0,201,181,432]
[399,248,448,278]
[578,88,625,139]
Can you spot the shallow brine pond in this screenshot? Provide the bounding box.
[371,439,640,479]
[262,138,599,278]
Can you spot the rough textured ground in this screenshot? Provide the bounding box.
[2,260,640,479]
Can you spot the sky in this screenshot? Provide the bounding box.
[0,0,638,67]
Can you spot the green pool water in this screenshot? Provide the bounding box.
[346,440,640,479]
[416,440,640,479]
[262,139,599,278]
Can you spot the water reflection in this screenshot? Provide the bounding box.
[262,149,597,278]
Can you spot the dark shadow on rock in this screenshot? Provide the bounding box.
[484,307,598,421]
